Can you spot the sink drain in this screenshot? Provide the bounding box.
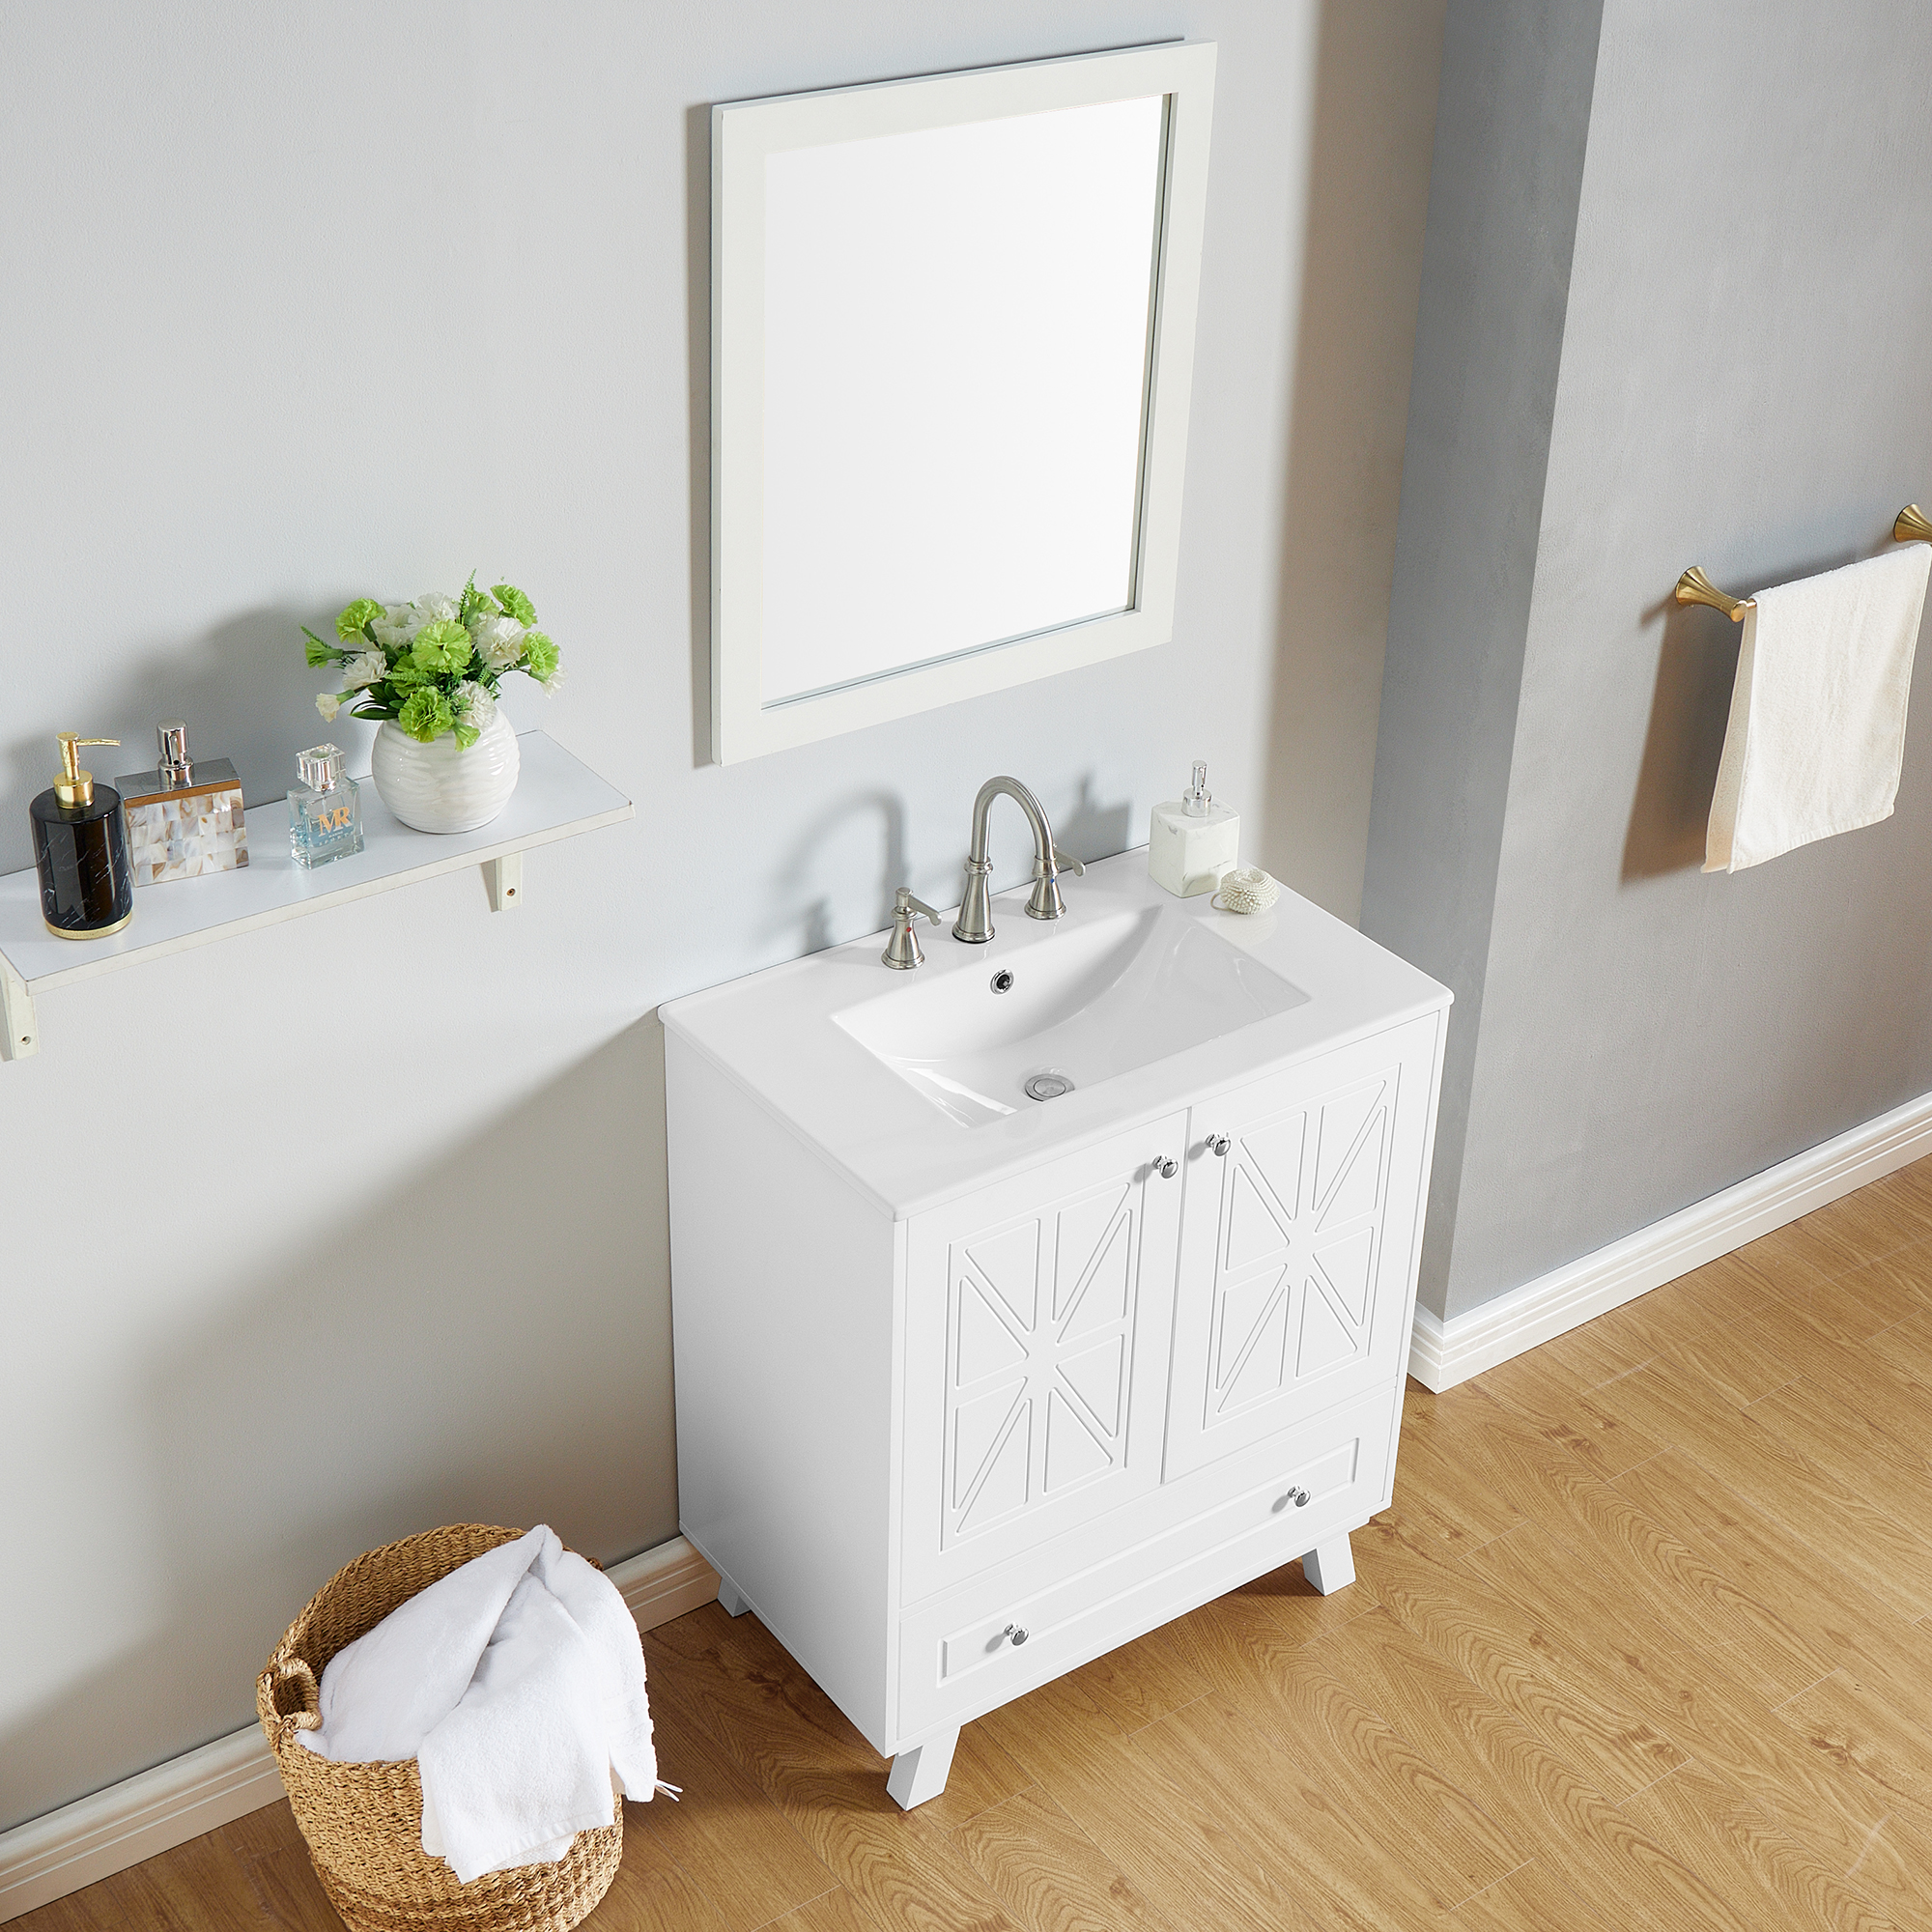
[1024,1070,1076,1102]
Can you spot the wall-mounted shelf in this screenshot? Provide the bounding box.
[0,731,631,1061]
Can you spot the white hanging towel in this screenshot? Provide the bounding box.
[1705,545,1931,872]
[298,1525,658,1883]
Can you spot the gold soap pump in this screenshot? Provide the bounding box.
[53,732,119,808]
[30,730,136,938]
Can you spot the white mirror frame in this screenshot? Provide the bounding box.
[710,41,1217,764]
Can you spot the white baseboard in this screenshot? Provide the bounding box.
[1407,1086,1932,1392]
[0,1534,718,1923]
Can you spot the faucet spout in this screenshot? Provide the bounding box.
[952,777,1077,944]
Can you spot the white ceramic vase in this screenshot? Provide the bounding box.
[370,711,521,834]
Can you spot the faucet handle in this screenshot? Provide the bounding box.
[884,888,942,969]
[1052,846,1085,878]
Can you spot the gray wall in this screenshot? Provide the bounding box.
[0,1,1443,1830]
[1367,0,1932,1323]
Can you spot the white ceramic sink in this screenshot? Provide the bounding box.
[660,849,1449,1218]
[834,904,1307,1126]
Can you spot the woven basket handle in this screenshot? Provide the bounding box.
[264,1657,322,1737]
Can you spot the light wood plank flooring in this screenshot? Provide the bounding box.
[23,1156,1932,1931]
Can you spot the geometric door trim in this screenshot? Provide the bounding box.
[945,1168,1146,1547]
[903,1111,1187,1605]
[1163,1016,1435,1486]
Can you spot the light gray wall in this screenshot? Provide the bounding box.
[1368,0,1932,1323]
[1360,0,1605,1315]
[0,1,1442,1830]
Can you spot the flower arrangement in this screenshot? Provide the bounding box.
[299,578,563,748]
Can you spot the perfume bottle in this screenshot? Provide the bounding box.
[30,732,137,937]
[1148,760,1240,898]
[287,744,364,869]
[118,722,250,886]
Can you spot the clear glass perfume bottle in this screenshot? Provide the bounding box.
[287,744,364,869]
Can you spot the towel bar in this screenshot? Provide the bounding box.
[1674,565,1754,623]
[1895,503,1932,544]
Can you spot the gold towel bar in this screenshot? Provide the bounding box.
[1674,565,1754,623]
[1680,507,1928,622]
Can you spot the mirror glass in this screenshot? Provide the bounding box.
[759,95,1168,708]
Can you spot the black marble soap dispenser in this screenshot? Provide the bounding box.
[31,732,136,938]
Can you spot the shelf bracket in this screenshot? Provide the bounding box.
[1,963,39,1061]
[484,852,524,911]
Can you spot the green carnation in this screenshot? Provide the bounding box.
[335,597,384,640]
[521,630,558,682]
[411,618,472,674]
[397,687,454,743]
[301,626,342,668]
[493,582,537,626]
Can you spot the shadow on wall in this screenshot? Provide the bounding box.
[1622,543,1860,880]
[760,773,1132,960]
[2,602,369,878]
[0,1017,676,1833]
[1260,0,1444,923]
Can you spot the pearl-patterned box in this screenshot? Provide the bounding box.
[117,754,249,886]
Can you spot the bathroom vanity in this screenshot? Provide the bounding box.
[662,851,1449,1805]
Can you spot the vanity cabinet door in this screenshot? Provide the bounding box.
[899,1112,1188,1605]
[1162,1015,1438,1483]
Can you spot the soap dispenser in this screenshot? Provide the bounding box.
[1149,760,1239,898]
[30,733,136,938]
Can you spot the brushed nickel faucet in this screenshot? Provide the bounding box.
[952,777,1084,945]
[882,887,943,969]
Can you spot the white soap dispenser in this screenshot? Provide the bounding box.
[1149,761,1239,897]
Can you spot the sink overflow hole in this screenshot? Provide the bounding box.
[990,969,1015,994]
[1025,1071,1075,1102]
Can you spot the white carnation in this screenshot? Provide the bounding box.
[538,662,567,696]
[340,649,387,691]
[412,591,459,624]
[471,613,526,670]
[371,603,418,650]
[455,681,497,729]
[315,692,341,723]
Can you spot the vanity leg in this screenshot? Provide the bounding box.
[1302,1534,1356,1596]
[885,1728,958,1810]
[715,1572,752,1618]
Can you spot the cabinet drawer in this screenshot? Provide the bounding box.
[895,1386,1394,1741]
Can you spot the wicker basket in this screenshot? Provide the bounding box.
[256,1524,624,1932]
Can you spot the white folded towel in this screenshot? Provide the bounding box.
[1705,545,1930,872]
[298,1525,657,1883]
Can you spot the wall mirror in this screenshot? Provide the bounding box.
[710,42,1217,763]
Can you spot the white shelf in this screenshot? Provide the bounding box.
[0,731,631,1059]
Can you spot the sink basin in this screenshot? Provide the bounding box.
[834,905,1307,1126]
[659,848,1450,1219]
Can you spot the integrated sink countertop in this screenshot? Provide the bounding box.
[659,848,1451,1219]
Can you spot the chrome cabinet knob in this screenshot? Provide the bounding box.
[1272,1487,1311,1512]
[1004,1622,1030,1646]
[1150,1153,1178,1179]
[1205,1133,1231,1156]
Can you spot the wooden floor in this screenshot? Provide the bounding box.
[25,1157,1932,1931]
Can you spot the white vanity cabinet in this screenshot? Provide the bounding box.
[664,863,1447,1809]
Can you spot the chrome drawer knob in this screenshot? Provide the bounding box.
[1150,1154,1178,1179]
[1206,1133,1231,1156]
[1272,1487,1312,1512]
[1004,1622,1030,1646]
